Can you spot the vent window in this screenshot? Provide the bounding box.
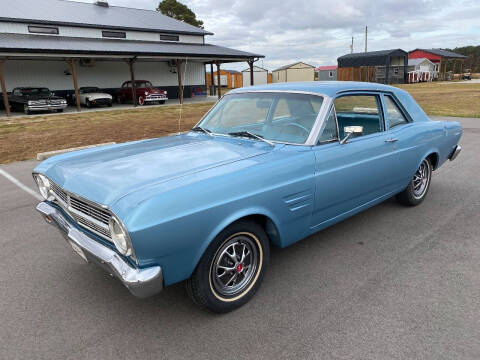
[160,34,180,42]
[28,26,59,35]
[102,30,126,38]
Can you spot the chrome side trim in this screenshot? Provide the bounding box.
[36,201,163,298]
[449,145,461,161]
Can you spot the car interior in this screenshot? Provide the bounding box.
[334,95,383,139]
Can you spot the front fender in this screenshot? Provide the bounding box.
[191,207,282,273]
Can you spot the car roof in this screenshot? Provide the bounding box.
[229,81,406,98]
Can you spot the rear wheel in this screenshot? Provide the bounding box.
[396,158,432,206]
[186,220,270,313]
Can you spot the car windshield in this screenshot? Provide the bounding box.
[21,88,50,95]
[197,92,324,144]
[80,87,100,93]
[136,81,153,88]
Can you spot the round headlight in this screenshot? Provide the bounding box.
[34,174,53,200]
[145,91,149,96]
[109,216,132,256]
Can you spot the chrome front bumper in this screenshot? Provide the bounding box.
[36,201,163,298]
[27,104,68,112]
[145,95,168,102]
[449,145,462,161]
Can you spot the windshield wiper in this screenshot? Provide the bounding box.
[228,131,274,146]
[191,126,214,137]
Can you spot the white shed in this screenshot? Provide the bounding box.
[241,66,268,87]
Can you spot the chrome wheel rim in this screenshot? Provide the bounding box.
[211,234,259,297]
[412,160,430,199]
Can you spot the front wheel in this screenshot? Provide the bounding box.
[396,158,432,206]
[137,96,145,106]
[24,104,30,115]
[186,220,270,313]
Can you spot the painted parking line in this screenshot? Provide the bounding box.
[0,168,42,201]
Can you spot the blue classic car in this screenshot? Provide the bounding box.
[34,81,462,312]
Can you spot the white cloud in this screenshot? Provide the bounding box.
[87,0,479,70]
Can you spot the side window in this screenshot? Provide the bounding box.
[384,95,408,129]
[318,108,338,144]
[334,94,383,139]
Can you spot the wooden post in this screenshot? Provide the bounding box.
[248,60,254,86]
[176,60,183,104]
[216,61,222,99]
[67,59,81,112]
[204,63,207,95]
[209,63,214,95]
[127,58,137,106]
[0,59,11,117]
[460,61,463,80]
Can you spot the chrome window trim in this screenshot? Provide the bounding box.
[194,90,332,146]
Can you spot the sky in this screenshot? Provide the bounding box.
[79,0,479,71]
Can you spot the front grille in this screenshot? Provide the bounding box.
[49,180,112,240]
[50,181,68,204]
[71,213,111,239]
[70,197,110,225]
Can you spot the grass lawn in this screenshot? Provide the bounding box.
[0,81,478,164]
[0,102,214,164]
[396,82,480,118]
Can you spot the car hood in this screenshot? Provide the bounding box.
[145,87,164,94]
[23,95,63,100]
[38,134,272,206]
[83,92,112,99]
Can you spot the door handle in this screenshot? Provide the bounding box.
[385,138,398,143]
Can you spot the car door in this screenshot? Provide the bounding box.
[310,92,396,228]
[380,93,420,188]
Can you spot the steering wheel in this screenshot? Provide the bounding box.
[284,122,310,136]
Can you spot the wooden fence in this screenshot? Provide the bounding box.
[338,67,377,82]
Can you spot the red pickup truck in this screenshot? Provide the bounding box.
[117,80,168,105]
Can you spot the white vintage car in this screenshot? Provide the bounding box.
[77,87,113,107]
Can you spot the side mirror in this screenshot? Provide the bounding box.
[340,126,363,144]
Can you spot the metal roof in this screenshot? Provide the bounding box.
[316,65,337,71]
[272,62,316,72]
[338,49,407,67]
[408,58,434,66]
[410,48,466,59]
[0,33,263,60]
[0,0,212,36]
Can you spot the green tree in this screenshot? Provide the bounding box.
[157,0,204,29]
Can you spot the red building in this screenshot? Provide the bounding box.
[409,49,466,80]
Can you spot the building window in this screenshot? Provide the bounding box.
[329,70,334,78]
[160,34,180,41]
[102,30,126,38]
[28,25,59,35]
[394,67,399,75]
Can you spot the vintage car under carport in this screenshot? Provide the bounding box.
[0,0,263,116]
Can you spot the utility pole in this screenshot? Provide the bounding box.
[365,26,368,52]
[350,37,354,54]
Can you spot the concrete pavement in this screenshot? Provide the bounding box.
[0,116,478,359]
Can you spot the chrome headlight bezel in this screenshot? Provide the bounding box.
[33,173,54,201]
[109,215,135,258]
